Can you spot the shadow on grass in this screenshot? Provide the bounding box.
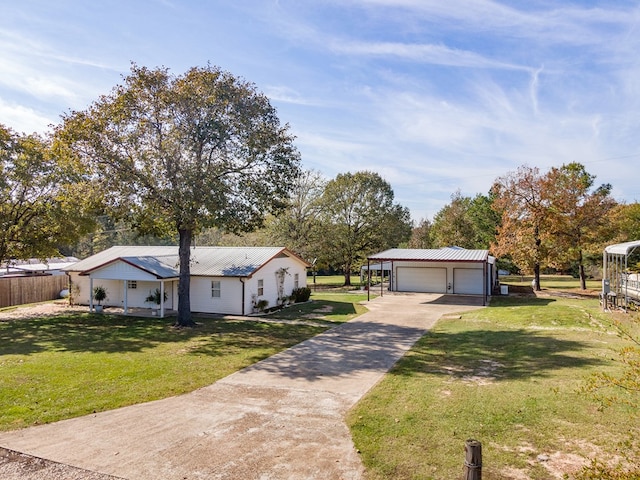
[392,328,604,381]
[0,313,325,356]
[489,296,557,308]
[265,299,358,322]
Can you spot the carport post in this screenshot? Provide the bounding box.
[367,259,370,301]
[89,277,94,311]
[123,280,128,315]
[160,281,165,318]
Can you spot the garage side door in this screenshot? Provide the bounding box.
[397,267,446,293]
[453,268,483,295]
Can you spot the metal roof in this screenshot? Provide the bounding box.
[368,248,489,262]
[66,246,309,278]
[604,240,640,256]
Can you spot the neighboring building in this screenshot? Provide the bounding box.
[0,257,78,277]
[367,248,496,304]
[64,246,310,317]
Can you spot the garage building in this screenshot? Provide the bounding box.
[367,248,496,304]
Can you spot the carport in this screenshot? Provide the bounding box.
[366,248,496,305]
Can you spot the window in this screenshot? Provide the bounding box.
[294,273,299,289]
[127,280,137,289]
[257,279,264,296]
[211,280,221,298]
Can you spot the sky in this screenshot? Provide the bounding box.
[2,1,640,221]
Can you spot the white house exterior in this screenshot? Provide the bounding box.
[64,246,310,317]
[367,248,496,304]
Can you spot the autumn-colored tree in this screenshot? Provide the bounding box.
[0,124,98,266]
[491,165,549,290]
[542,163,617,289]
[57,65,300,327]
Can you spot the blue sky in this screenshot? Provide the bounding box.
[2,1,640,221]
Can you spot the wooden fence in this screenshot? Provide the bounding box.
[0,275,68,308]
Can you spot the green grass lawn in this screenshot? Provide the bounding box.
[0,291,367,431]
[348,294,638,479]
[500,274,602,291]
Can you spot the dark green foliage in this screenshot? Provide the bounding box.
[292,287,311,303]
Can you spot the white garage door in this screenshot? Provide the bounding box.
[397,267,446,293]
[453,268,483,295]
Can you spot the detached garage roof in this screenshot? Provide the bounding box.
[66,246,309,279]
[368,248,489,262]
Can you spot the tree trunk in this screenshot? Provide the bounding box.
[343,265,352,286]
[534,263,541,292]
[578,250,587,290]
[176,228,195,327]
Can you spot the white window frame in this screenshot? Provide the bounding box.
[211,280,221,298]
[294,273,299,289]
[257,279,264,296]
[127,280,137,289]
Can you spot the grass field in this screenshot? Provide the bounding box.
[0,292,367,431]
[348,289,638,479]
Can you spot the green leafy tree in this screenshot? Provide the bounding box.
[317,171,411,286]
[612,202,640,242]
[266,169,326,261]
[57,65,300,326]
[431,191,499,249]
[542,163,617,289]
[408,218,434,249]
[0,124,97,266]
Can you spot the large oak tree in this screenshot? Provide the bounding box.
[543,162,617,289]
[491,165,549,290]
[57,65,301,326]
[316,171,411,286]
[0,124,97,266]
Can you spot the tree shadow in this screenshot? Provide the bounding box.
[0,313,325,356]
[489,296,556,307]
[392,328,604,382]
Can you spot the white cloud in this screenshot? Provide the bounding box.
[0,98,55,134]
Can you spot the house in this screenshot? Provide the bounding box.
[366,248,496,304]
[64,246,310,317]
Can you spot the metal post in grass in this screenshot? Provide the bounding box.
[463,439,482,480]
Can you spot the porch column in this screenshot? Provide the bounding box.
[160,280,165,318]
[89,277,94,311]
[123,280,128,315]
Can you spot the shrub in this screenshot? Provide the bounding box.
[292,287,311,303]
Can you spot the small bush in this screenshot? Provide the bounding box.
[292,287,311,303]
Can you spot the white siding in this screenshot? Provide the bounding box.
[244,257,308,314]
[189,277,243,315]
[68,273,176,309]
[392,261,486,295]
[90,261,160,281]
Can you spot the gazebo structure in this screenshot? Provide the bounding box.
[602,240,640,311]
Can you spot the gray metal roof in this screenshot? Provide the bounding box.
[604,240,640,256]
[368,248,489,262]
[66,246,308,278]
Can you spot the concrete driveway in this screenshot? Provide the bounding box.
[0,293,484,480]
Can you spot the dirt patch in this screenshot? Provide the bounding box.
[0,302,86,321]
[302,304,333,319]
